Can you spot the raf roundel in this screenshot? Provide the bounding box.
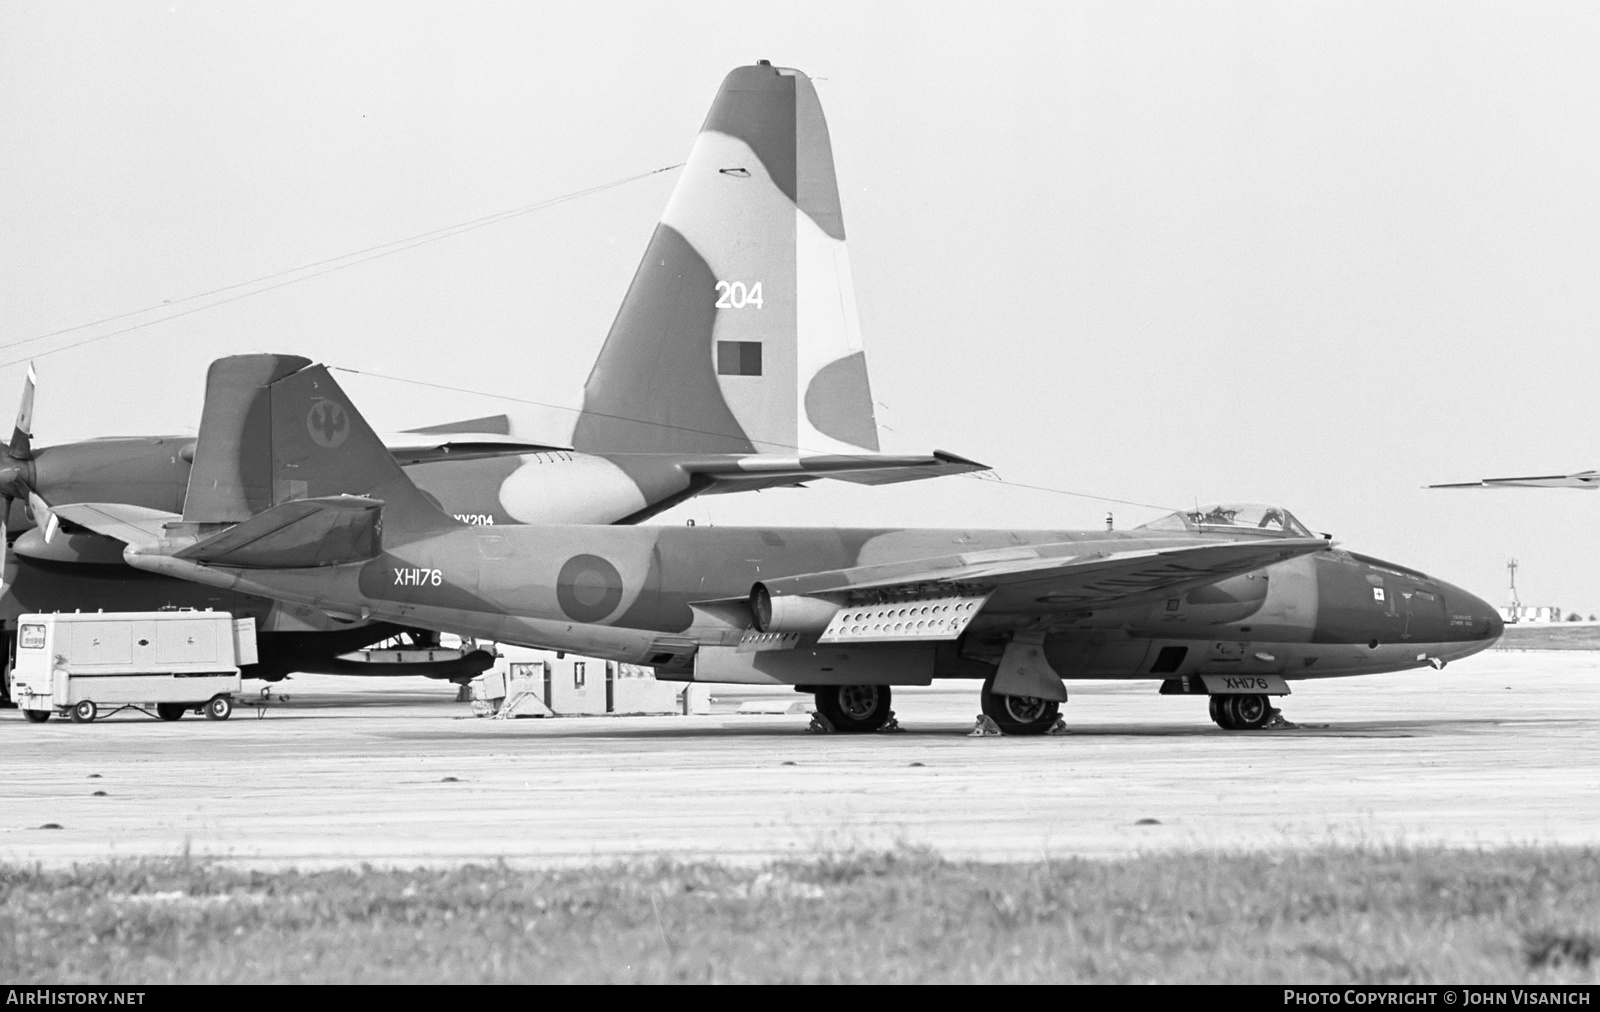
[307,399,350,449]
[556,554,625,623]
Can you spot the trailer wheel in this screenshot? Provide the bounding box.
[204,695,232,721]
[70,700,97,724]
[22,709,50,724]
[156,703,186,722]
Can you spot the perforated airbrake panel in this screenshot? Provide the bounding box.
[738,630,801,652]
[817,594,989,643]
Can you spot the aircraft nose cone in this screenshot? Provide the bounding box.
[1471,588,1504,641]
[1440,579,1504,643]
[1310,553,1503,649]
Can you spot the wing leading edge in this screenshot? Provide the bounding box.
[706,536,1330,646]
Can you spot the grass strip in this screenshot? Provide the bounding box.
[3,847,1598,983]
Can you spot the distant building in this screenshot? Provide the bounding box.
[1499,605,1565,624]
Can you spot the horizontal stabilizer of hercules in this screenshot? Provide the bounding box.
[379,431,568,466]
[681,449,988,494]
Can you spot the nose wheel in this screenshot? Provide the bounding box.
[1209,693,1272,730]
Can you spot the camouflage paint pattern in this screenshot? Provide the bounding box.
[5,64,975,543]
[426,62,917,526]
[0,63,975,684]
[111,357,1504,693]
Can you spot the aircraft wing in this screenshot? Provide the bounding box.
[1430,471,1600,490]
[748,537,1328,619]
[48,503,178,552]
[173,495,383,568]
[380,432,569,465]
[685,450,987,494]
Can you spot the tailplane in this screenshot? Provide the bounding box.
[575,62,880,457]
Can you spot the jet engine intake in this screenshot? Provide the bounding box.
[749,584,843,634]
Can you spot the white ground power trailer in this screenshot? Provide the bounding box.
[9,610,256,723]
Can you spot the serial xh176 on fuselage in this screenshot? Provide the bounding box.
[53,355,1505,734]
[0,62,979,685]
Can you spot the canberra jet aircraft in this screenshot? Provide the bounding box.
[52,354,1506,735]
[0,63,977,685]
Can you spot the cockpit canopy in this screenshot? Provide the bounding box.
[1138,502,1316,539]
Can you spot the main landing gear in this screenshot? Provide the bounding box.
[1209,693,1273,730]
[812,685,894,732]
[809,679,1063,735]
[979,676,1061,736]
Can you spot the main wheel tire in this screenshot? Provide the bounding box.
[70,700,97,724]
[813,685,892,732]
[979,676,1061,735]
[204,695,232,721]
[1230,693,1271,730]
[1209,695,1232,729]
[156,703,186,722]
[22,709,50,724]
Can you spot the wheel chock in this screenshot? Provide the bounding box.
[875,710,904,733]
[1046,717,1070,735]
[807,713,837,734]
[1261,707,1318,730]
[967,715,1002,737]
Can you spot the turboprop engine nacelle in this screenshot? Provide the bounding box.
[749,584,844,634]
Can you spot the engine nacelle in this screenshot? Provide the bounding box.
[1130,570,1272,635]
[13,528,129,566]
[1182,571,1270,622]
[749,583,844,634]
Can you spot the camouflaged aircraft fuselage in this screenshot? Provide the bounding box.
[127,514,1503,688]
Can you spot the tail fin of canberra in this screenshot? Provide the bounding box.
[182,354,452,543]
[575,63,880,457]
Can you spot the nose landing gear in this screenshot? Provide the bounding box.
[1209,693,1273,730]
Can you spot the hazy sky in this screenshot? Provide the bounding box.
[3,2,1599,611]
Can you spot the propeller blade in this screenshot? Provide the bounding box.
[9,363,35,460]
[26,490,55,544]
